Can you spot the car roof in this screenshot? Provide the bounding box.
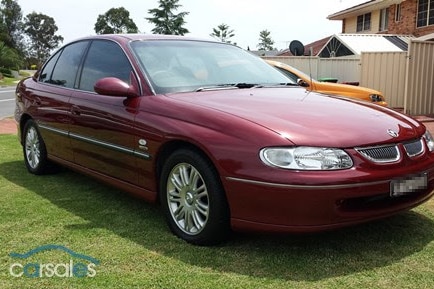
[71,33,219,44]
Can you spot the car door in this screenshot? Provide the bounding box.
[68,39,140,185]
[29,41,90,162]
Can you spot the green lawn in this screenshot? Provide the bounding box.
[0,77,19,87]
[1,134,433,289]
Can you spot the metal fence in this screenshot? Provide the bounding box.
[360,52,407,109]
[263,56,361,84]
[404,40,434,115]
[264,40,434,116]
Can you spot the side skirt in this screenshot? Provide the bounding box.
[48,154,158,203]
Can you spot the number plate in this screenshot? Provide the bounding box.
[390,173,428,197]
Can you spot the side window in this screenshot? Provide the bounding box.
[39,52,61,83]
[78,40,133,92]
[49,41,89,88]
[275,67,298,82]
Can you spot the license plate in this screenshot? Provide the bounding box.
[390,173,428,197]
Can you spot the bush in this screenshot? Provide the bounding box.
[0,67,13,78]
[19,71,31,77]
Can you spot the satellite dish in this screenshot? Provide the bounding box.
[289,40,305,56]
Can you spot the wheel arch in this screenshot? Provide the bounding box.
[154,140,227,203]
[18,114,33,144]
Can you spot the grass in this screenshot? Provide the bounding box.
[0,134,434,288]
[0,77,19,87]
[0,70,32,87]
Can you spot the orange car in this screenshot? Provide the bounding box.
[267,60,388,107]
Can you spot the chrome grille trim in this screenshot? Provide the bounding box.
[403,139,424,157]
[355,145,400,163]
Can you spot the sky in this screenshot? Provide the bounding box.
[16,0,367,51]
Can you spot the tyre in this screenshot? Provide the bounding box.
[22,120,51,175]
[160,149,230,245]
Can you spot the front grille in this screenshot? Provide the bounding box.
[356,138,426,163]
[403,139,424,157]
[356,145,400,163]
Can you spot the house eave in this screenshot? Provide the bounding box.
[327,0,403,20]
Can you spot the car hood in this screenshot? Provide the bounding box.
[311,80,380,95]
[168,88,423,148]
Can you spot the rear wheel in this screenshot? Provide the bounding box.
[160,149,230,245]
[23,120,50,175]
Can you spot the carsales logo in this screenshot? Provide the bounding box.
[9,244,99,278]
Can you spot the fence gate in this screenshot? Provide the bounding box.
[404,40,434,115]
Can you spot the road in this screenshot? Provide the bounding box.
[0,86,16,119]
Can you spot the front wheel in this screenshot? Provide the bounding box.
[22,120,50,175]
[160,149,230,245]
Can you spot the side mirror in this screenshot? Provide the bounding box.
[94,74,139,98]
[297,78,309,88]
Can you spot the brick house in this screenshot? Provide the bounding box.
[278,0,434,56]
[327,0,434,39]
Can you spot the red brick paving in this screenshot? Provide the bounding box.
[423,121,434,135]
[0,118,17,135]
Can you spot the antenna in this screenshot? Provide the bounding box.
[308,47,314,92]
[289,40,305,56]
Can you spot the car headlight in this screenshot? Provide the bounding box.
[260,147,353,170]
[424,131,434,152]
[369,94,384,102]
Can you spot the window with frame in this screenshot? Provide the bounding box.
[395,3,402,22]
[417,0,434,27]
[357,13,371,32]
[78,40,133,92]
[41,41,89,87]
[380,8,389,31]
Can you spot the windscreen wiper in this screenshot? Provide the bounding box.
[266,82,299,87]
[196,83,263,92]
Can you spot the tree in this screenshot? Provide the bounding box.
[257,30,275,51]
[0,0,24,53]
[146,0,189,35]
[23,12,63,65]
[0,41,22,69]
[210,23,235,44]
[94,7,138,34]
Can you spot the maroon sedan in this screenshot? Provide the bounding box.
[15,34,434,245]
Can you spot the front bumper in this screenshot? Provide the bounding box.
[223,163,434,233]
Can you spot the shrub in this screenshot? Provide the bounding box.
[0,67,13,78]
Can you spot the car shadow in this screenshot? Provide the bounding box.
[2,160,434,282]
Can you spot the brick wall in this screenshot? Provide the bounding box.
[387,0,434,36]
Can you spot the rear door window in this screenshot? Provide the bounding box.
[45,41,89,88]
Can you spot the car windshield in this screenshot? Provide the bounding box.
[275,63,318,83]
[130,40,294,94]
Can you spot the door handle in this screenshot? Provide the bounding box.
[33,97,41,106]
[71,105,81,116]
